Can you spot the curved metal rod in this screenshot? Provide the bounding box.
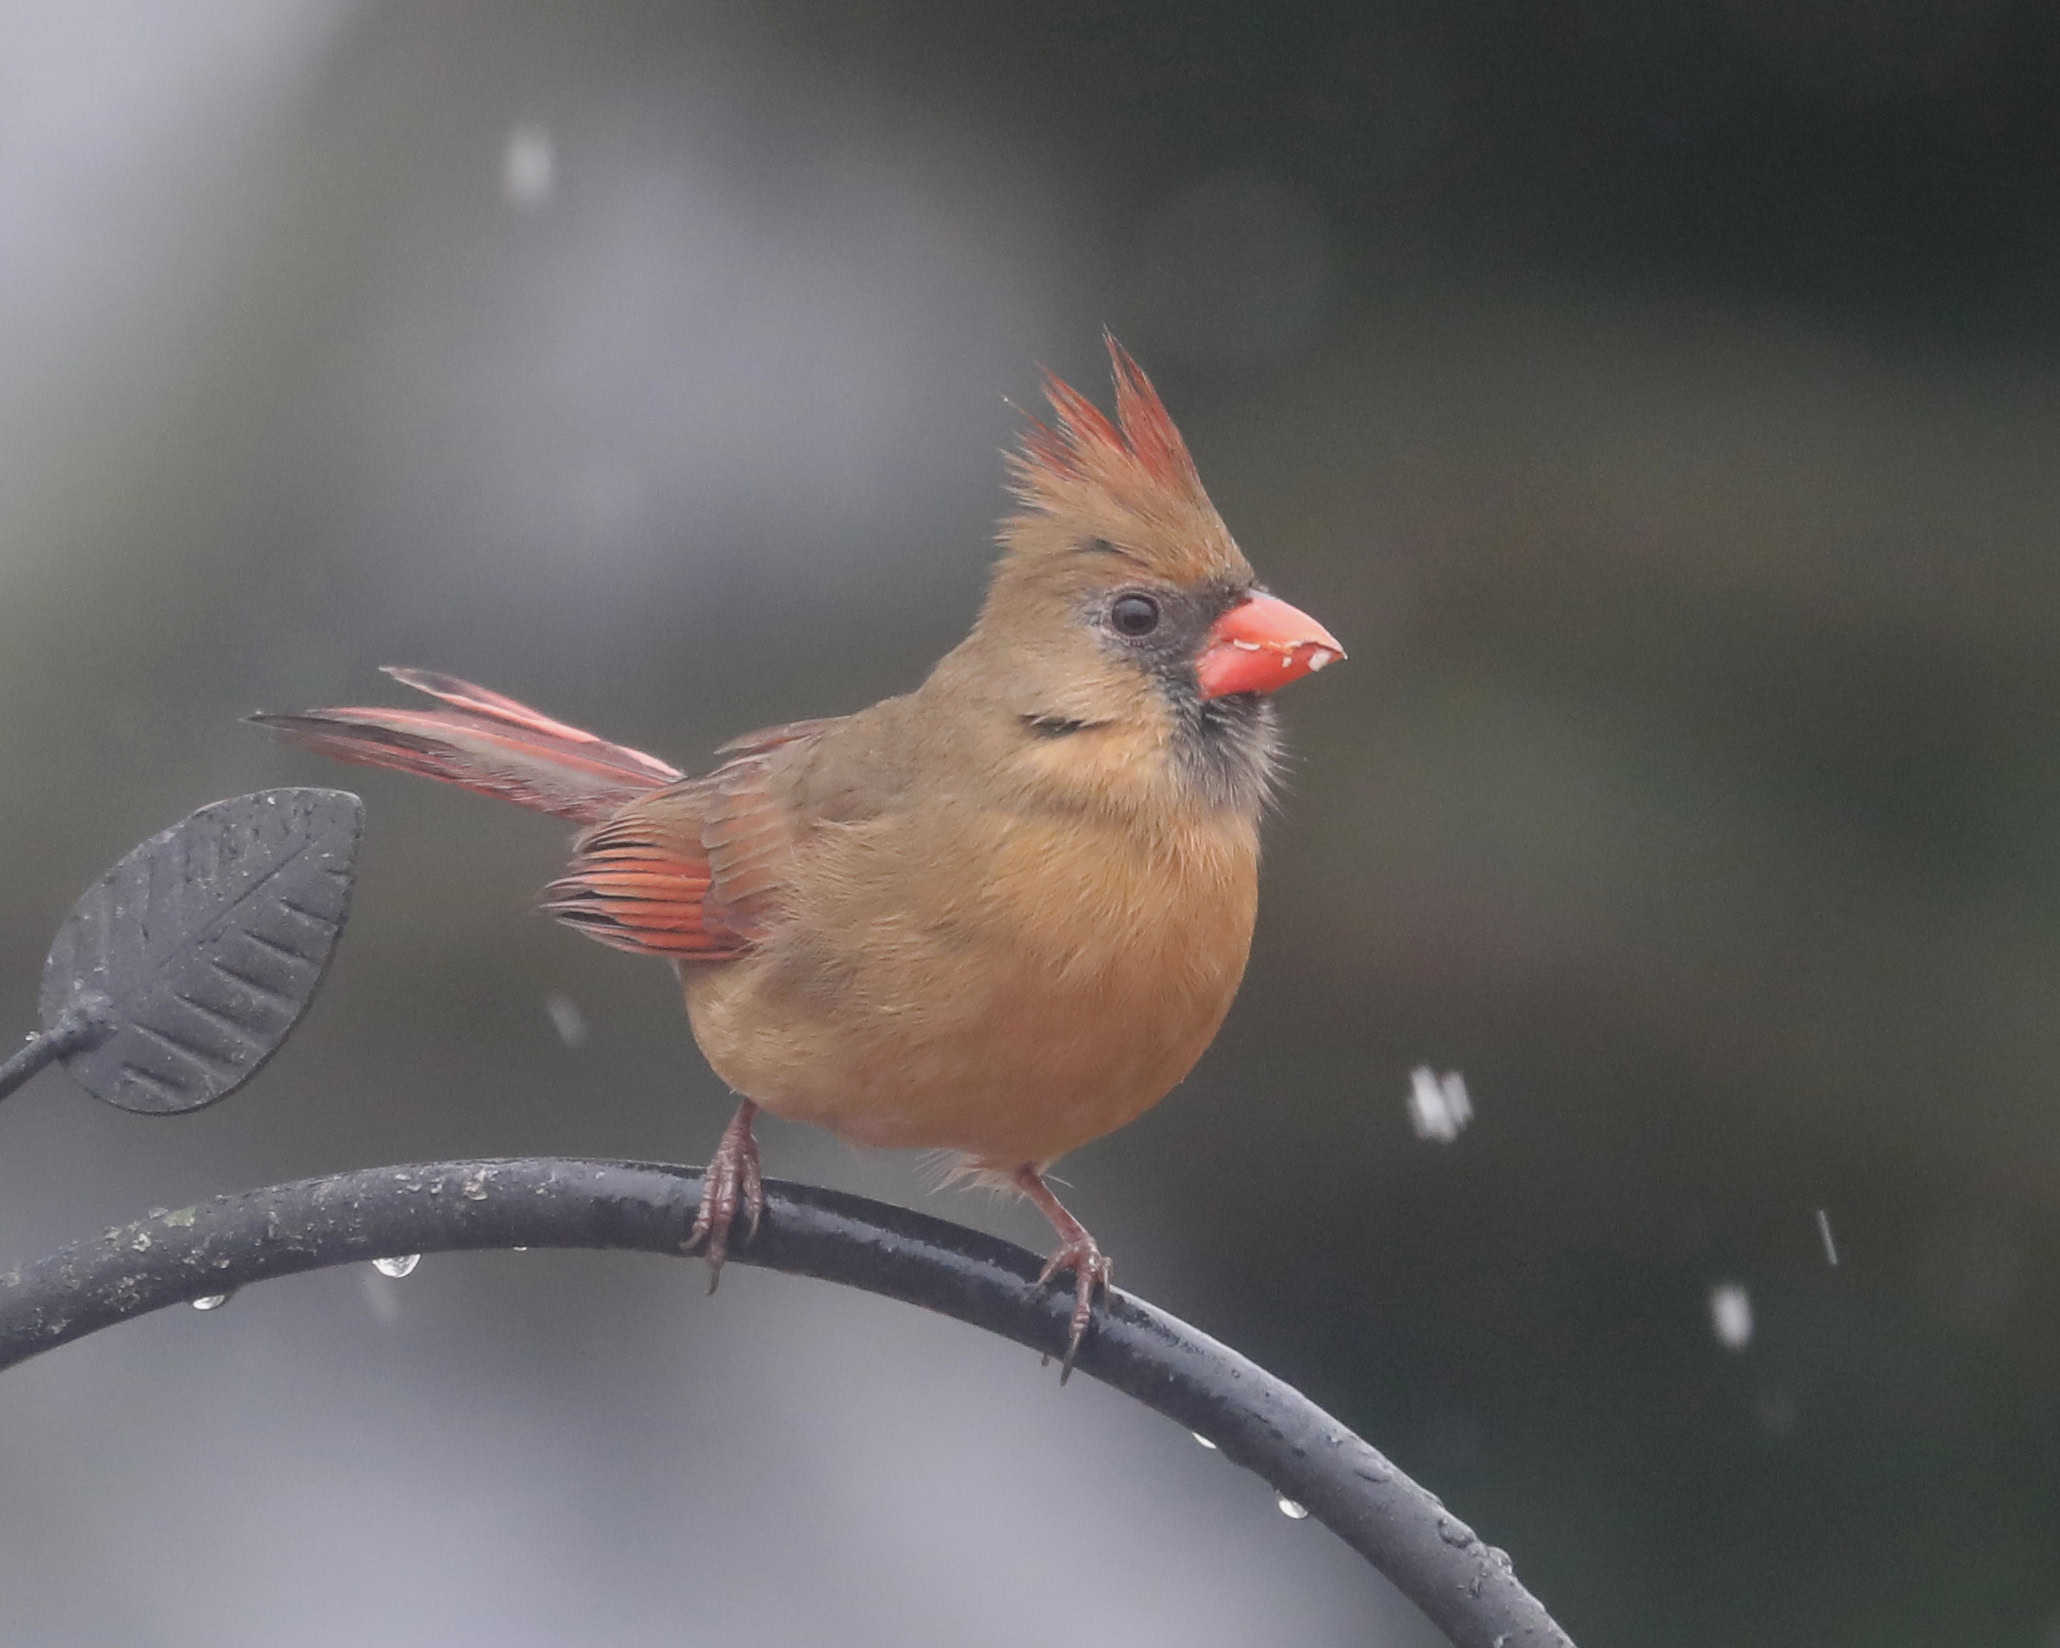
[0,1157,1574,1648]
[0,1007,109,1106]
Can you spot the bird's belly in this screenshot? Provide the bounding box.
[682,872,1253,1168]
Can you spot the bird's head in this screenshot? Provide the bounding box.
[952,337,1343,818]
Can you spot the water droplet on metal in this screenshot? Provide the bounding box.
[372,1254,421,1279]
[191,1293,231,1311]
[1191,1431,1218,1450]
[1277,1497,1309,1520]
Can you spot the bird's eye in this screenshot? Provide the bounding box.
[1110,593,1161,637]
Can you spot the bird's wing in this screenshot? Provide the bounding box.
[540,717,853,959]
[710,718,844,758]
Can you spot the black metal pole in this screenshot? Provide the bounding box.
[0,1033,65,1103]
[0,1004,109,1106]
[0,1157,1574,1648]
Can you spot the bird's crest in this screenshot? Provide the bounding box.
[1004,337,1243,586]
[1012,336,1203,501]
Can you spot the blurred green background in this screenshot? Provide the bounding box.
[0,3,2054,1644]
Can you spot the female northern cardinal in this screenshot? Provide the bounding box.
[255,339,1342,1374]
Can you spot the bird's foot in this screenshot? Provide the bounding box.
[1013,1165,1114,1383]
[687,1100,763,1292]
[1038,1234,1113,1383]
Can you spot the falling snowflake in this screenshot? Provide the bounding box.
[502,124,556,209]
[1815,1207,1840,1266]
[544,992,589,1049]
[1407,1066,1472,1143]
[1709,1281,1753,1351]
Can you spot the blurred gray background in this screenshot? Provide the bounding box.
[0,3,2056,1644]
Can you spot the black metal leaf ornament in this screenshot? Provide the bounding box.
[31,789,363,1114]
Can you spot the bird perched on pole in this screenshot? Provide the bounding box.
[254,338,1343,1376]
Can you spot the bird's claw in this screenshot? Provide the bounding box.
[1038,1236,1113,1383]
[687,1103,764,1293]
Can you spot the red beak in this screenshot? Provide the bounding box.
[1193,591,1346,701]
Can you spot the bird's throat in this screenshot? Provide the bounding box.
[1175,689,1278,817]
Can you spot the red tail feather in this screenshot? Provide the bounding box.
[249,670,683,825]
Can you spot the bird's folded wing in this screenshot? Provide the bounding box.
[542,723,835,958]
